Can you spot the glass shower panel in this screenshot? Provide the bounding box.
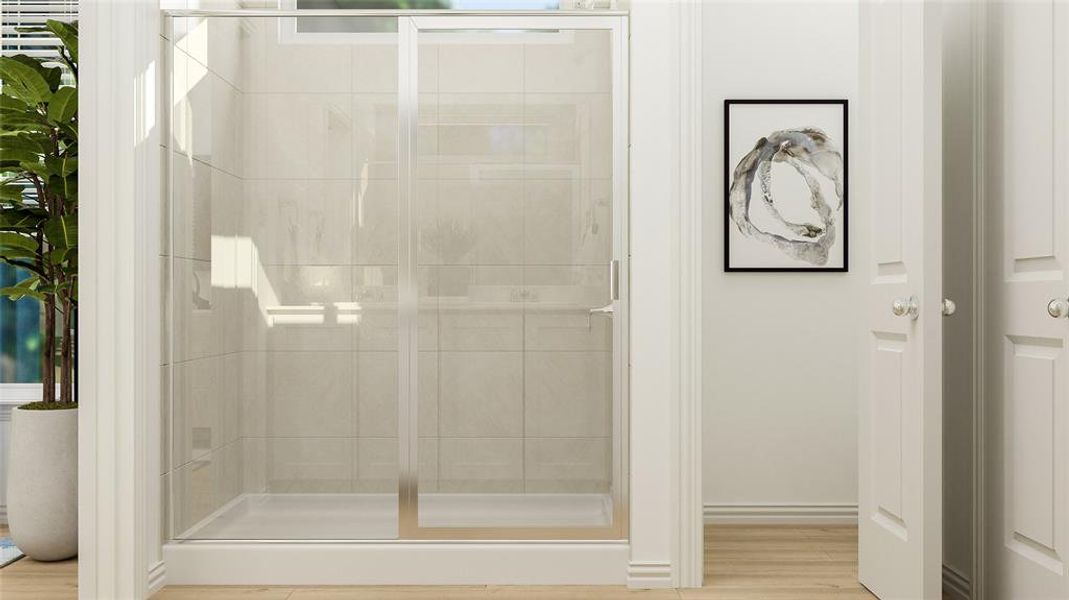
[413,27,616,530]
[167,15,401,540]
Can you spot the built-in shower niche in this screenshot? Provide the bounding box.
[164,12,624,542]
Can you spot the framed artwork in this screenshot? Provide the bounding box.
[724,99,848,272]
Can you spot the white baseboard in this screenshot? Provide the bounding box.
[626,561,673,588]
[164,541,629,586]
[148,560,167,595]
[942,564,971,600]
[704,503,858,525]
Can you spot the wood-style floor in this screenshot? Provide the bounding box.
[0,525,879,599]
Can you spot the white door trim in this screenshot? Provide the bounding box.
[627,0,704,589]
[79,0,162,598]
[675,0,704,588]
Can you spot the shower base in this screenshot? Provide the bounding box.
[181,492,614,540]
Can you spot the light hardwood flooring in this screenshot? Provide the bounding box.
[0,525,882,599]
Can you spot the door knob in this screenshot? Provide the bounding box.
[892,296,919,320]
[1048,298,1069,319]
[942,298,956,316]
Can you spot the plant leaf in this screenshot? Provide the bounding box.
[46,21,79,64]
[0,57,53,104]
[0,286,44,301]
[0,183,27,204]
[0,133,48,156]
[47,86,77,124]
[43,215,77,249]
[0,208,47,230]
[0,231,37,251]
[45,156,77,177]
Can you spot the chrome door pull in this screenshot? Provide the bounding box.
[609,259,620,301]
[590,304,614,315]
[1047,297,1069,318]
[941,298,956,316]
[892,296,919,320]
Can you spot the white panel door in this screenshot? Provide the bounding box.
[988,2,1069,598]
[857,1,943,598]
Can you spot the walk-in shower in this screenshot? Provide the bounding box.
[162,7,629,545]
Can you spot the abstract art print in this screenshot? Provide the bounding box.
[724,99,848,272]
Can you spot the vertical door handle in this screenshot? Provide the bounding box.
[591,260,620,316]
[609,259,620,301]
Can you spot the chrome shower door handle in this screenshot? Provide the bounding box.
[892,296,919,320]
[590,260,620,317]
[589,304,614,316]
[1048,297,1069,319]
[609,259,620,301]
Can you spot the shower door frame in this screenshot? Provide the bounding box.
[159,7,629,544]
[396,14,631,541]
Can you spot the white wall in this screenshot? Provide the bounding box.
[702,0,862,516]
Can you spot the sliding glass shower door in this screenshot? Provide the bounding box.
[400,16,628,539]
[165,10,627,543]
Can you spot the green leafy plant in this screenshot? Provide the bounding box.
[0,20,78,407]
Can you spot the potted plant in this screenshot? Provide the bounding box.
[0,19,79,562]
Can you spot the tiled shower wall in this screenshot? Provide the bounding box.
[163,8,248,536]
[166,16,616,529]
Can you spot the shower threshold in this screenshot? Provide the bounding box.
[179,492,614,540]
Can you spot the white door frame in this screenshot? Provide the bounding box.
[77,0,703,596]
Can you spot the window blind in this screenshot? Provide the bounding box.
[1,0,77,59]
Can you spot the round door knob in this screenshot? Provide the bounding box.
[1048,298,1069,319]
[942,298,956,316]
[892,296,919,320]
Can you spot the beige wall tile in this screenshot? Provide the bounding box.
[438,43,523,94]
[524,438,611,493]
[244,94,353,179]
[242,437,266,494]
[352,94,398,180]
[435,94,524,180]
[439,352,523,437]
[524,265,612,351]
[245,179,354,266]
[524,179,612,266]
[438,438,523,493]
[172,355,222,467]
[419,352,439,437]
[266,437,353,493]
[435,180,524,265]
[524,95,612,180]
[418,437,438,492]
[353,179,400,265]
[523,30,612,94]
[525,351,611,438]
[356,351,398,438]
[243,20,351,94]
[171,153,212,261]
[256,265,354,352]
[240,351,267,438]
[265,351,353,437]
[354,437,397,493]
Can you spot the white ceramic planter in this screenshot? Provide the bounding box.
[7,406,78,561]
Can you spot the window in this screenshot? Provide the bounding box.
[1,0,78,58]
[0,0,76,389]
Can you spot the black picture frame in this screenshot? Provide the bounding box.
[724,99,849,273]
